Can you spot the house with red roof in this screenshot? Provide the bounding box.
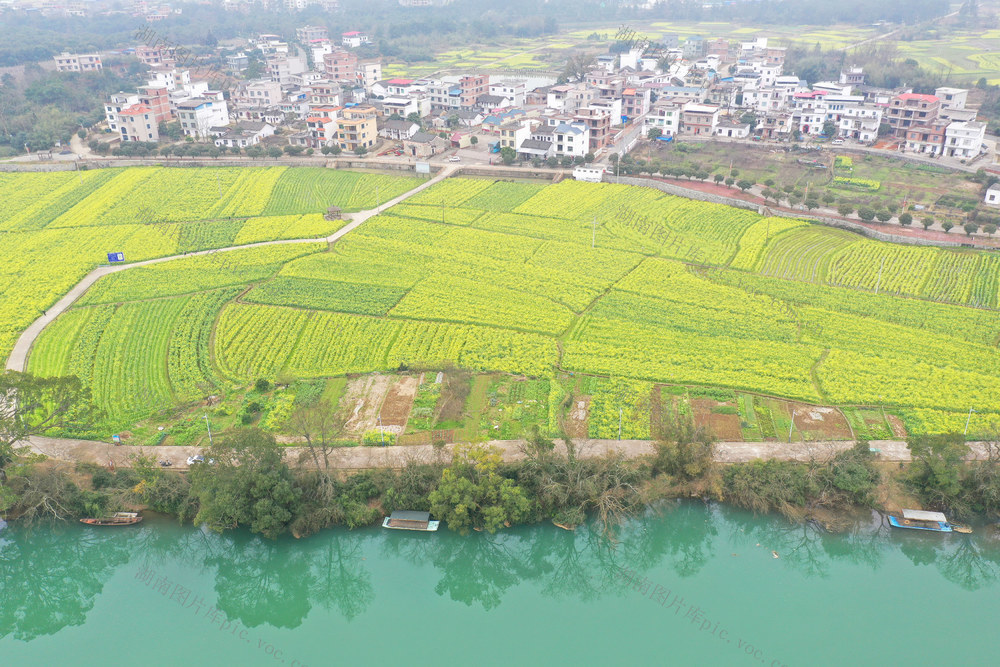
[118,104,159,143]
[342,31,370,48]
[886,93,940,137]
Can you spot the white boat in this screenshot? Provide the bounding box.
[382,510,440,532]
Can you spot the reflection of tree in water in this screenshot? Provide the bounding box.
[305,532,376,622]
[721,506,832,579]
[813,512,890,573]
[208,534,313,629]
[0,525,136,641]
[937,538,1000,591]
[527,524,624,602]
[429,531,544,611]
[617,502,717,578]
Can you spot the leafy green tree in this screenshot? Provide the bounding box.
[429,444,531,535]
[647,127,662,140]
[964,222,979,236]
[500,146,516,165]
[857,206,876,222]
[875,209,893,222]
[190,429,301,539]
[922,216,935,229]
[942,220,954,233]
[906,433,969,511]
[984,223,997,236]
[838,204,853,217]
[470,136,478,145]
[724,177,735,187]
[736,179,753,192]
[653,412,715,482]
[713,173,724,184]
[266,146,282,159]
[0,372,97,469]
[899,212,913,226]
[822,120,837,138]
[355,145,368,156]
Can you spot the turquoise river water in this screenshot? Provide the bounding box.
[2,502,998,666]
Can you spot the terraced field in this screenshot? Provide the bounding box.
[17,172,1000,437]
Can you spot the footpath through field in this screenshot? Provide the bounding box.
[3,165,457,373]
[21,435,994,471]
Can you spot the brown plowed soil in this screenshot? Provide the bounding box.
[379,376,419,433]
[566,396,590,438]
[691,399,742,441]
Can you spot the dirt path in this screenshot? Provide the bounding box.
[23,434,995,471]
[4,165,456,373]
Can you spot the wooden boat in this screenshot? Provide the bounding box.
[888,509,956,533]
[80,512,143,526]
[381,510,439,532]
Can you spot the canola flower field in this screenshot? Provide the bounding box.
[0,167,419,362]
[17,170,1000,437]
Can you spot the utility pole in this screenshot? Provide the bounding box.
[965,407,976,436]
[204,413,213,446]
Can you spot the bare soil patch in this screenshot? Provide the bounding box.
[691,398,743,441]
[342,374,394,434]
[379,376,419,434]
[792,403,853,440]
[437,370,472,423]
[886,414,908,439]
[566,396,590,438]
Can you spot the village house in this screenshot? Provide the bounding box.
[943,121,986,159]
[680,103,720,136]
[380,119,420,141]
[118,105,159,142]
[54,52,103,72]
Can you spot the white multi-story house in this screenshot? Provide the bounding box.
[148,68,191,92]
[935,87,968,110]
[176,97,230,138]
[267,56,307,84]
[536,119,590,158]
[341,31,370,48]
[118,105,159,143]
[644,101,681,137]
[498,119,533,151]
[488,81,525,107]
[105,93,140,133]
[944,121,986,159]
[54,52,102,72]
[357,60,383,90]
[838,105,883,142]
[236,79,283,108]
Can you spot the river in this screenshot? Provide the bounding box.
[1,503,998,666]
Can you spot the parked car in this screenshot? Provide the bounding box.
[448,155,461,162]
[831,138,845,146]
[186,455,204,465]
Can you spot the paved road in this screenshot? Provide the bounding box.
[4,165,455,373]
[22,434,993,470]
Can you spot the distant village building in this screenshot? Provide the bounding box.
[54,52,103,72]
[341,31,370,48]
